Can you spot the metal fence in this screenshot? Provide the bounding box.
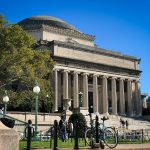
[117,129,150,143]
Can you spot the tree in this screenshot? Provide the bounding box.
[0,15,55,112]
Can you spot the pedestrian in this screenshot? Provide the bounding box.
[67,121,73,140]
[120,118,125,128]
[0,106,3,119]
[125,120,129,129]
[59,115,67,142]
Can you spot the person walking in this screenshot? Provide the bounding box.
[125,120,129,129]
[59,115,67,142]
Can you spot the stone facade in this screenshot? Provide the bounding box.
[18,16,142,116]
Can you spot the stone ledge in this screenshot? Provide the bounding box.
[0,129,19,150]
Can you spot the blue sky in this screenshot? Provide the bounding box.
[0,0,150,95]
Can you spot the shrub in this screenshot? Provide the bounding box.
[68,113,87,137]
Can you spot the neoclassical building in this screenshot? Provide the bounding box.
[19,16,142,116]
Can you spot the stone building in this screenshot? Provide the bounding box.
[18,16,142,116]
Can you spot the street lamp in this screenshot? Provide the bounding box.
[33,82,40,134]
[79,92,83,113]
[46,94,49,113]
[3,90,9,117]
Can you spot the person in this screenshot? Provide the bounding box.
[0,106,3,119]
[120,118,125,128]
[125,120,129,129]
[67,121,73,140]
[59,115,67,142]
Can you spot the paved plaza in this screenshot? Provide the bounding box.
[32,144,150,150]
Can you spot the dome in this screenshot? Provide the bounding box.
[18,16,76,30]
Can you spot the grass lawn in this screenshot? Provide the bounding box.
[19,139,87,150]
[20,139,150,150]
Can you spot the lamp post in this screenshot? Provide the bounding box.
[46,94,49,113]
[33,82,40,135]
[79,92,83,113]
[3,90,9,117]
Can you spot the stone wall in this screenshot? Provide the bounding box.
[0,129,19,150]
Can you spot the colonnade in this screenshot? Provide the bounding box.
[53,68,141,116]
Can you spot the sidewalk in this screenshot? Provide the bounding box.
[32,143,150,150]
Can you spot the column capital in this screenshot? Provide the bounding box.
[53,68,59,71]
[83,72,89,76]
[119,77,125,81]
[134,79,140,83]
[63,69,70,73]
[102,75,109,79]
[111,76,117,80]
[73,71,80,74]
[93,74,99,77]
[127,78,133,82]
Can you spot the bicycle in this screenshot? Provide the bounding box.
[85,114,118,148]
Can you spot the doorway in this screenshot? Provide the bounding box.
[88,92,93,113]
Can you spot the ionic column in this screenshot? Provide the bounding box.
[135,80,142,116]
[111,77,117,115]
[93,74,99,113]
[73,71,79,108]
[102,76,108,114]
[83,73,88,109]
[119,78,125,115]
[127,79,133,116]
[54,69,59,112]
[63,70,69,99]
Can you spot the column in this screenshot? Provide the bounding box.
[119,78,125,115]
[63,70,69,99]
[73,71,79,108]
[135,80,142,116]
[102,76,108,114]
[127,79,133,116]
[93,74,99,113]
[54,69,58,112]
[83,73,88,109]
[111,77,117,115]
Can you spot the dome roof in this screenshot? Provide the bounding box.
[18,16,76,30]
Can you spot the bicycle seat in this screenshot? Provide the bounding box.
[101,116,109,121]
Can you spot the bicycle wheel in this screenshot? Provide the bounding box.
[85,128,95,147]
[103,127,118,148]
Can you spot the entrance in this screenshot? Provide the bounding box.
[88,92,93,113]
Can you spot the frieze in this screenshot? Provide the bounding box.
[20,24,95,41]
[53,56,141,77]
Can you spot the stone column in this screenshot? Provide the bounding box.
[119,78,125,115]
[93,74,99,113]
[73,71,79,109]
[127,79,133,116]
[63,70,69,99]
[83,73,88,109]
[102,76,108,114]
[111,77,117,115]
[54,69,58,112]
[135,80,142,116]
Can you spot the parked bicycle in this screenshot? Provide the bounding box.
[85,113,118,148]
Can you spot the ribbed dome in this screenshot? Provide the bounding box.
[18,16,76,30]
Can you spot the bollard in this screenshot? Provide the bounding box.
[25,112,27,121]
[50,127,53,149]
[142,129,144,143]
[25,120,34,150]
[53,120,58,150]
[95,115,99,143]
[74,119,79,149]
